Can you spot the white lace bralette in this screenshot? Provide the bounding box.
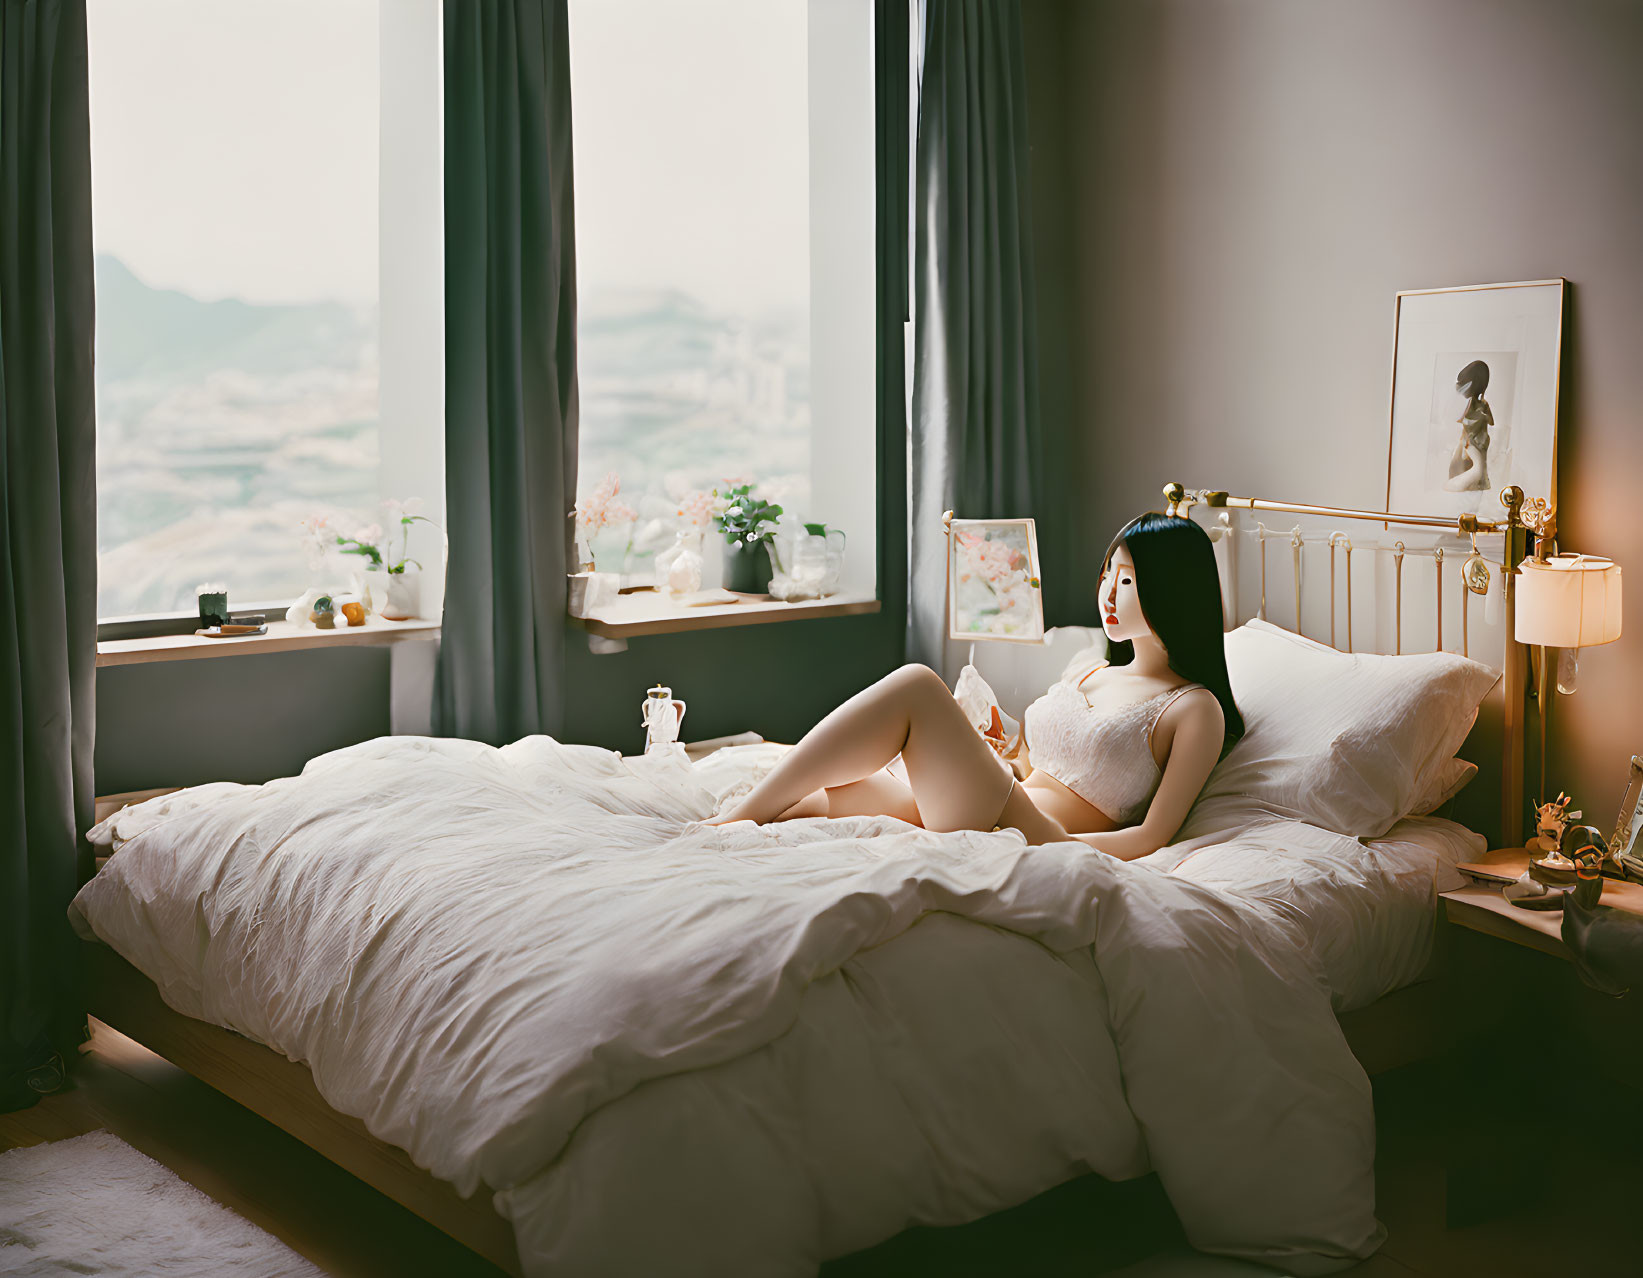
[1021,661,1207,825]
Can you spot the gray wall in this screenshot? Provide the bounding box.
[95,648,391,794]
[1027,0,1643,837]
[95,611,902,792]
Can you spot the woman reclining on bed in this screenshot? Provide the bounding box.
[705,511,1246,858]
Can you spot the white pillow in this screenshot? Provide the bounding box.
[1198,619,1501,838]
[1409,748,1478,815]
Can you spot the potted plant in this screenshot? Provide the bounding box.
[335,498,437,619]
[712,481,783,594]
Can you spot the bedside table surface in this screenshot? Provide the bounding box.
[1444,846,1643,959]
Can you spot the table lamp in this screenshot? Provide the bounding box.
[1514,552,1623,824]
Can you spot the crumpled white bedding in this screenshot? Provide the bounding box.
[69,736,1480,1277]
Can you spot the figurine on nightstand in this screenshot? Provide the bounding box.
[1561,838,1643,997]
[1528,792,1581,855]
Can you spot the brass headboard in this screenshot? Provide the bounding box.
[1163,482,1537,847]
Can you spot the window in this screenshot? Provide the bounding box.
[567,0,875,597]
[89,0,444,623]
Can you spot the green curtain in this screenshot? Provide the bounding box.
[876,0,912,654]
[0,0,97,1112]
[909,0,1059,669]
[434,0,579,745]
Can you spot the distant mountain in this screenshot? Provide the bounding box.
[94,254,371,383]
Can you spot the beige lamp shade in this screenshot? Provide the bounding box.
[1515,554,1623,648]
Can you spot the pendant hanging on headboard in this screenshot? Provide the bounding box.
[1392,542,1406,655]
[1290,527,1304,635]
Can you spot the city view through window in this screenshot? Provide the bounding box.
[89,0,381,618]
[567,0,812,575]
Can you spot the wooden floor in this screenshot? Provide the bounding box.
[3,1022,1640,1277]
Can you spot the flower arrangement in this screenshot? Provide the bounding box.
[573,471,640,571]
[676,488,717,530]
[574,471,639,537]
[712,481,783,548]
[334,498,435,574]
[299,514,334,570]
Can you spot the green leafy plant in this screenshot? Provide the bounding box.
[335,498,436,574]
[712,482,783,548]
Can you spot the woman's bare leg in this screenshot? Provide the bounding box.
[773,772,924,825]
[707,663,1053,836]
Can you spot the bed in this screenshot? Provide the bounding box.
[67,483,1539,1277]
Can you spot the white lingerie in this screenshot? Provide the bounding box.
[1022,660,1207,824]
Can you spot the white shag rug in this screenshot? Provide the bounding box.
[0,1130,325,1276]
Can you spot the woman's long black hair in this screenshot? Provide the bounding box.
[1101,511,1245,759]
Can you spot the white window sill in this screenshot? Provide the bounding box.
[569,586,879,640]
[96,618,441,668]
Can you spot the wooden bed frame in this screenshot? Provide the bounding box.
[79,481,1530,1272]
[81,943,523,1275]
[79,939,1444,1278]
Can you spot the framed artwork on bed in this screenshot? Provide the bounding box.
[1609,755,1643,862]
[946,516,1044,643]
[1384,278,1566,525]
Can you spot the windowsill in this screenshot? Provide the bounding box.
[96,617,441,668]
[569,587,880,639]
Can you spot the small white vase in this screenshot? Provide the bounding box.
[382,568,421,620]
[663,531,704,596]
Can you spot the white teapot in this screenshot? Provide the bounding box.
[641,684,688,753]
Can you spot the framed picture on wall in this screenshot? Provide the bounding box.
[1384,279,1566,524]
[946,516,1044,643]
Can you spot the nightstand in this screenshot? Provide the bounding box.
[1444,846,1643,958]
[1437,847,1643,1227]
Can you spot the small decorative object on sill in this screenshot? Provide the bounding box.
[641,683,687,754]
[288,588,320,627]
[195,582,229,629]
[658,530,704,597]
[818,525,846,596]
[1528,791,1580,855]
[724,539,773,595]
[194,623,268,638]
[340,600,367,626]
[382,568,421,620]
[770,523,846,601]
[712,481,782,595]
[310,595,337,629]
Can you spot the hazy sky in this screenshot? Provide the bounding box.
[568,0,809,318]
[87,0,380,307]
[85,0,810,319]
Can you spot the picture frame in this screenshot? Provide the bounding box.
[946,516,1044,644]
[1385,279,1566,524]
[1608,754,1643,862]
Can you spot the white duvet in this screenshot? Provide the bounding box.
[69,736,1481,1276]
